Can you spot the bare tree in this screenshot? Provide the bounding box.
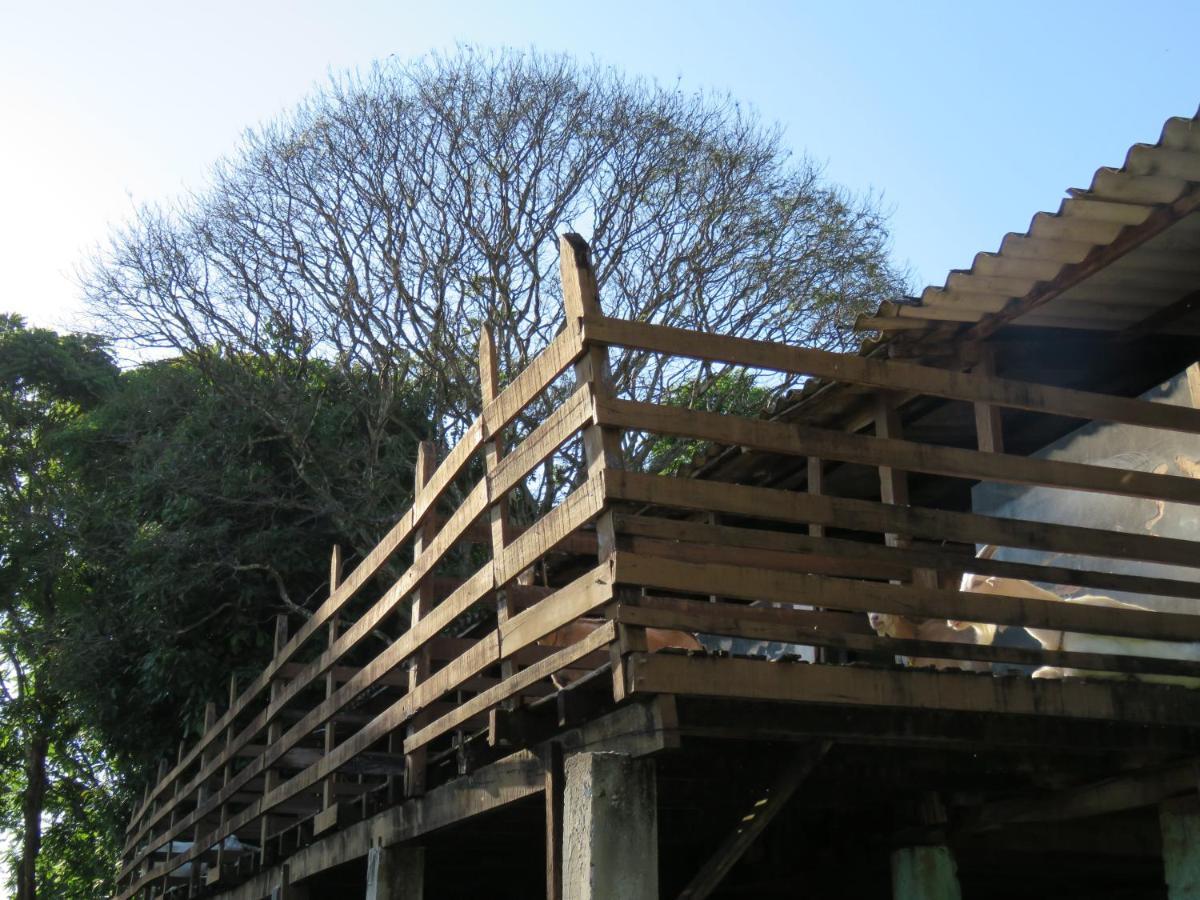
[84,48,907,536]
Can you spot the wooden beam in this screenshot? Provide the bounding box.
[595,396,1200,507]
[611,551,1200,643]
[677,741,830,900]
[404,442,436,798]
[961,757,1200,831]
[613,513,1200,601]
[626,653,1200,727]
[615,595,1200,679]
[581,317,1200,435]
[605,470,1200,569]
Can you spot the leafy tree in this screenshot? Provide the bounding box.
[0,315,122,900]
[84,47,908,521]
[60,354,436,771]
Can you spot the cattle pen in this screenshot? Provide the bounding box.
[118,114,1200,899]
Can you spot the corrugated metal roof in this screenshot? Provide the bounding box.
[856,113,1200,343]
[679,111,1200,485]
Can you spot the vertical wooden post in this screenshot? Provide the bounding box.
[807,456,825,538]
[207,674,238,886]
[314,547,343,836]
[259,614,289,861]
[188,702,218,896]
[404,442,437,798]
[480,326,522,745]
[560,234,642,701]
[875,394,938,590]
[973,347,1004,455]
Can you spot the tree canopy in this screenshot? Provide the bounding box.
[5,47,910,897]
[85,48,908,486]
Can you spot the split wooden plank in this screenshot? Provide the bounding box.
[580,317,1200,435]
[481,325,520,743]
[625,653,1200,727]
[610,552,1200,643]
[595,396,1200,507]
[605,471,1200,569]
[676,741,830,900]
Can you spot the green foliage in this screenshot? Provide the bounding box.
[644,368,773,474]
[61,353,435,770]
[0,314,123,900]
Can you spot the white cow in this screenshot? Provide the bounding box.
[866,611,996,673]
[957,548,1200,687]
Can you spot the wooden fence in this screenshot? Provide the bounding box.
[116,235,1200,898]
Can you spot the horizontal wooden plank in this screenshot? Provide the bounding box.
[481,324,584,440]
[120,563,613,896]
[122,563,498,879]
[404,620,616,752]
[625,654,1200,727]
[616,597,1200,679]
[605,470,1200,569]
[582,317,1200,434]
[614,514,1200,601]
[489,385,591,501]
[611,552,1200,643]
[497,475,606,586]
[122,482,494,863]
[129,325,585,840]
[596,397,1200,506]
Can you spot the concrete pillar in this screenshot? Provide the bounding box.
[1161,799,1200,899]
[269,864,309,900]
[890,845,962,900]
[364,843,424,900]
[563,752,657,900]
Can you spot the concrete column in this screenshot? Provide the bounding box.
[364,843,424,900]
[890,846,962,900]
[269,863,309,900]
[563,752,657,900]
[1161,799,1200,899]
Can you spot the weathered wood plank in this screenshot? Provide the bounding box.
[596,396,1200,506]
[582,317,1200,434]
[119,564,612,897]
[616,596,1200,679]
[611,552,1200,643]
[626,654,1200,726]
[404,621,616,752]
[605,470,1200,569]
[614,513,1200,601]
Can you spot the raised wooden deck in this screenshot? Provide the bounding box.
[115,235,1200,899]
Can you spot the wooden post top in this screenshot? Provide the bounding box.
[559,233,602,321]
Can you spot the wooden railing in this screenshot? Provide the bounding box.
[117,234,1200,898]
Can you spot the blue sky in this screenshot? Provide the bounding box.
[2,0,1197,331]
